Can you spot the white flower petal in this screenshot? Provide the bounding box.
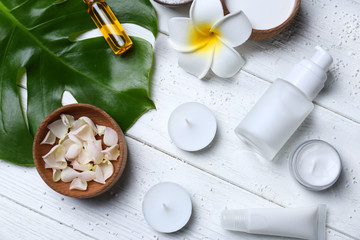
[61,167,80,182]
[53,169,61,182]
[103,127,118,147]
[41,130,56,145]
[69,178,87,191]
[60,114,74,128]
[178,40,216,79]
[58,134,68,145]
[45,161,67,170]
[84,140,103,164]
[94,162,113,184]
[61,138,75,153]
[77,149,92,165]
[96,125,106,136]
[169,17,208,53]
[68,133,82,145]
[79,116,97,134]
[70,124,96,142]
[71,160,93,172]
[190,0,224,34]
[65,144,82,160]
[100,162,114,182]
[94,165,106,184]
[211,11,252,47]
[211,40,245,78]
[47,119,68,139]
[78,171,96,182]
[72,119,86,131]
[102,144,120,161]
[42,145,66,163]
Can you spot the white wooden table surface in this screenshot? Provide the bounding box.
[1,0,360,239]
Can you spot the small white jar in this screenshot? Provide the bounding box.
[289,140,342,191]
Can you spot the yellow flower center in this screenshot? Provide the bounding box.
[189,24,218,55]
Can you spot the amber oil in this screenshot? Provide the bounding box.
[84,0,132,55]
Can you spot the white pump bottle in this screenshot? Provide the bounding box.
[235,46,333,160]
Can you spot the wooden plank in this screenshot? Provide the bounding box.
[0,137,354,240]
[150,0,360,123]
[124,33,360,238]
[5,0,359,238]
[0,195,94,240]
[15,32,360,238]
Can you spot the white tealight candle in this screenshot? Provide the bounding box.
[142,182,192,233]
[168,102,217,151]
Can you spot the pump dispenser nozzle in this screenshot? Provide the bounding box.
[311,46,333,70]
[284,46,333,100]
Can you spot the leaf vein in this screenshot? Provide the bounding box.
[39,52,46,119]
[9,0,31,12]
[1,3,122,95]
[29,10,85,31]
[0,25,16,134]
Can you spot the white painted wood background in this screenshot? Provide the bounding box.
[1,0,359,239]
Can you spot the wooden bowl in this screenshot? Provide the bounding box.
[219,0,301,40]
[249,0,301,40]
[33,103,127,198]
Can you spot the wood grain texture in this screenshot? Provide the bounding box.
[1,0,359,239]
[151,0,360,122]
[33,103,127,198]
[0,195,94,240]
[125,34,360,238]
[0,138,355,240]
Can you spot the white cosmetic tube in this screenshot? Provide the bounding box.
[221,205,326,240]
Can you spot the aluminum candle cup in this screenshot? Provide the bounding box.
[289,140,342,191]
[142,182,192,233]
[168,102,217,151]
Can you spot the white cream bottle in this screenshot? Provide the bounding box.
[221,205,327,240]
[235,46,333,160]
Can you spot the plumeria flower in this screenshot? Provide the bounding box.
[168,0,252,79]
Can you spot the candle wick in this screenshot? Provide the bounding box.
[185,118,192,126]
[162,203,169,210]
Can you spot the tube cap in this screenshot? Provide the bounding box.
[284,46,333,100]
[221,209,248,232]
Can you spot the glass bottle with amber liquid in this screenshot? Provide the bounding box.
[84,0,133,55]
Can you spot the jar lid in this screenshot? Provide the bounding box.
[289,140,342,191]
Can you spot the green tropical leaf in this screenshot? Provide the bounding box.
[0,0,158,166]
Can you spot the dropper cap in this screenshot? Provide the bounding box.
[284,46,333,100]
